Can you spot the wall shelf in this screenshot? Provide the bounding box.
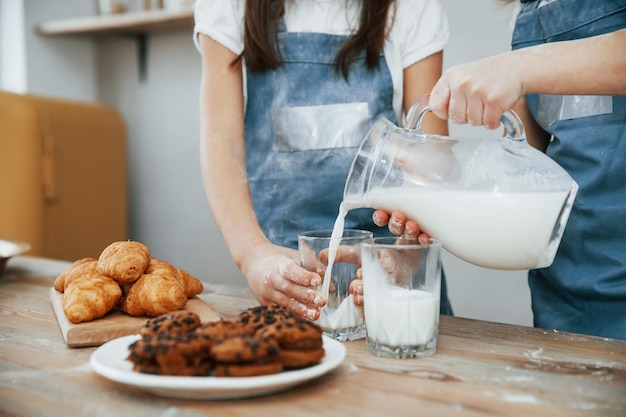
[37,7,195,82]
[36,7,194,37]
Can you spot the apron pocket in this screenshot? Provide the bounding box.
[273,102,370,151]
[536,94,613,127]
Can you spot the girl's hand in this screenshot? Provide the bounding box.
[349,268,364,307]
[372,210,431,244]
[240,243,327,321]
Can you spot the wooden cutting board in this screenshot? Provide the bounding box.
[50,287,222,348]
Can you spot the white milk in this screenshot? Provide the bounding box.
[363,287,439,346]
[316,202,365,330]
[318,293,363,329]
[360,188,569,270]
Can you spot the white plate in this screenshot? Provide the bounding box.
[90,334,346,400]
[0,239,31,274]
[0,239,31,258]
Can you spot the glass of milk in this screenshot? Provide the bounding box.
[298,229,373,341]
[361,237,441,358]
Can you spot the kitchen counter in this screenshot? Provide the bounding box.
[1,256,625,416]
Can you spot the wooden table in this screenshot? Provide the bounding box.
[1,256,625,417]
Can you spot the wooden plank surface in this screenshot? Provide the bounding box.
[1,257,625,417]
[50,288,222,347]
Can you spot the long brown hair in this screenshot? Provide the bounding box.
[237,0,396,79]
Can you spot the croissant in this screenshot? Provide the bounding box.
[177,267,204,298]
[53,258,98,292]
[97,240,150,283]
[120,258,187,316]
[62,274,122,324]
[146,258,203,297]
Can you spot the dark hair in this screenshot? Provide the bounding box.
[236,0,396,79]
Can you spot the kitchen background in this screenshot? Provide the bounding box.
[0,0,532,326]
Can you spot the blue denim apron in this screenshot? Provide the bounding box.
[243,23,453,314]
[513,0,626,339]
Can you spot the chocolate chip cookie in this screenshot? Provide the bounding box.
[195,319,255,339]
[128,331,213,376]
[139,310,201,336]
[210,333,283,377]
[259,317,325,369]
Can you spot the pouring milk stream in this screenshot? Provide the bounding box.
[316,99,578,330]
[316,205,365,333]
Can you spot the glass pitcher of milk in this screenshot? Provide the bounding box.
[343,98,578,270]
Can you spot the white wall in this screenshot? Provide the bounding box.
[22,0,98,100]
[17,0,532,326]
[0,0,27,93]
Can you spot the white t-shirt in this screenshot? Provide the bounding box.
[193,0,449,122]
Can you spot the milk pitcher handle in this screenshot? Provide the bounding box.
[404,95,526,141]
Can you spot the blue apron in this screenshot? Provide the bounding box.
[513,0,626,339]
[243,22,453,314]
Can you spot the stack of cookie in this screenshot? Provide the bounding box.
[127,305,325,377]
